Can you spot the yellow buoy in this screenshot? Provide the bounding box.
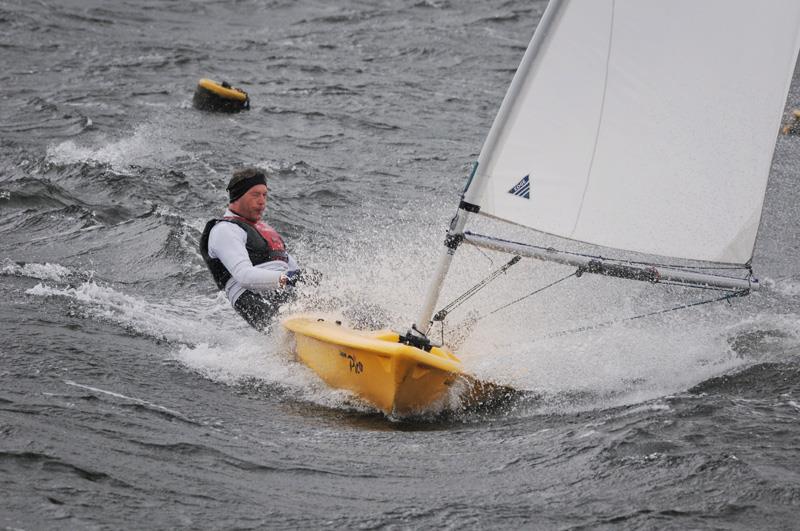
[192,78,250,113]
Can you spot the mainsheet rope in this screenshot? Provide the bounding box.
[535,288,749,342]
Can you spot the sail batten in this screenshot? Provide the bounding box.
[463,0,800,265]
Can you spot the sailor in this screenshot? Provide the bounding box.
[199,167,300,330]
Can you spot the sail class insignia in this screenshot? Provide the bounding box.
[508,174,530,199]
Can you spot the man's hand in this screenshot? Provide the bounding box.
[284,270,301,286]
[280,269,321,288]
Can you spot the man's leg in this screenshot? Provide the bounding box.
[233,290,293,331]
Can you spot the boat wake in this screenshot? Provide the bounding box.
[460,311,799,414]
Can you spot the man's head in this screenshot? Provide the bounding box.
[227,167,268,222]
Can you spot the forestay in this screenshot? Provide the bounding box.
[463,0,800,265]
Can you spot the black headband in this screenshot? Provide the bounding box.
[227,171,266,202]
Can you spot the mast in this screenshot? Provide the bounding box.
[411,0,567,337]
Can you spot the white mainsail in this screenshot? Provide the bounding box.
[463,0,800,265]
[413,0,800,334]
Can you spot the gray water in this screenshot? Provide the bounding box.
[2,1,800,529]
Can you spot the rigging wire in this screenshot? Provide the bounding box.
[435,270,576,347]
[432,255,521,323]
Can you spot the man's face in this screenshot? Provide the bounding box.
[231,184,267,222]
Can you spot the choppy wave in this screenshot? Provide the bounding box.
[1,260,73,282]
[21,277,380,412]
[771,277,800,297]
[46,120,191,172]
[25,280,232,345]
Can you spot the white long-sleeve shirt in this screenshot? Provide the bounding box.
[207,209,298,305]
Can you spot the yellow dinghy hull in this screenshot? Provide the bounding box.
[283,316,465,415]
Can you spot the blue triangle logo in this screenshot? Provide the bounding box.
[508,174,530,199]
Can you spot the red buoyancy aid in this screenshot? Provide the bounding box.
[223,215,287,255]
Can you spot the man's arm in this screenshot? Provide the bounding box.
[207,222,287,291]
